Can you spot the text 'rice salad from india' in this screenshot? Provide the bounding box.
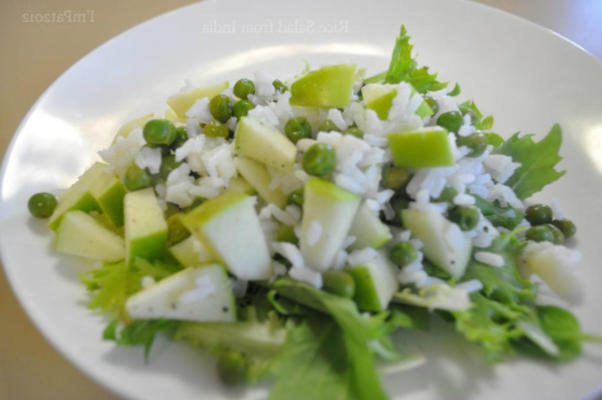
[27,26,601,399]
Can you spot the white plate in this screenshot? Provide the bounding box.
[1,0,601,399]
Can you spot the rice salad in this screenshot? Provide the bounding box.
[26,26,600,399]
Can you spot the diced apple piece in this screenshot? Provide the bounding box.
[167,81,229,119]
[235,117,297,171]
[388,127,454,168]
[224,176,255,195]
[114,113,154,141]
[402,209,471,278]
[124,188,167,264]
[349,202,392,250]
[300,179,361,271]
[362,83,433,120]
[182,192,271,280]
[347,250,398,311]
[234,157,287,208]
[89,165,126,227]
[290,64,356,108]
[126,265,235,322]
[48,164,105,230]
[169,236,214,268]
[55,211,124,262]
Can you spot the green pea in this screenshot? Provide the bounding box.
[275,224,297,244]
[209,94,233,123]
[160,155,182,180]
[284,117,312,143]
[526,225,555,243]
[233,78,255,100]
[424,96,439,115]
[435,187,458,202]
[272,79,287,93]
[318,119,339,132]
[232,100,255,119]
[525,204,553,226]
[287,189,303,206]
[216,351,248,385]
[302,143,336,176]
[143,119,177,146]
[546,223,565,244]
[552,219,576,239]
[437,111,463,133]
[448,205,480,231]
[389,241,418,267]
[172,126,188,148]
[124,164,152,191]
[27,192,57,219]
[456,133,488,158]
[322,271,355,298]
[344,126,363,138]
[383,166,411,190]
[203,120,230,138]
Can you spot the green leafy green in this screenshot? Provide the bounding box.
[104,319,179,360]
[483,132,505,148]
[495,124,566,199]
[268,316,386,400]
[271,279,387,400]
[447,83,461,96]
[458,100,494,130]
[381,25,447,93]
[474,195,526,230]
[80,258,180,316]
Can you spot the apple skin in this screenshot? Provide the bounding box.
[124,188,168,265]
[235,117,297,171]
[167,81,229,120]
[290,64,357,108]
[169,235,214,268]
[387,127,454,168]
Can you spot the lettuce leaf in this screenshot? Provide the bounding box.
[495,124,566,199]
[80,257,180,315]
[271,279,388,400]
[104,319,179,360]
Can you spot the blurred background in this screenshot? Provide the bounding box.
[0,0,600,398]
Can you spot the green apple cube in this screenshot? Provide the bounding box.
[362,83,433,120]
[169,235,214,268]
[235,117,297,171]
[387,127,454,168]
[125,264,235,322]
[182,192,271,280]
[234,156,287,208]
[347,250,398,311]
[114,113,154,141]
[290,64,357,108]
[89,165,126,227]
[124,188,167,264]
[402,209,471,278]
[55,210,124,262]
[300,179,361,271]
[48,164,105,230]
[224,176,255,196]
[349,202,392,250]
[167,81,229,119]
